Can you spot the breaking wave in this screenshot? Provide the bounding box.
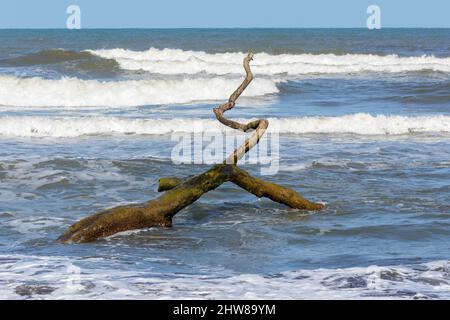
[0,75,278,107]
[6,48,450,77]
[89,48,450,76]
[1,114,449,137]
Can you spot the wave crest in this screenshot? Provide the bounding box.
[1,114,449,137]
[89,48,450,76]
[0,75,278,108]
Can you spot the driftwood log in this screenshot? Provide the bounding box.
[59,53,324,244]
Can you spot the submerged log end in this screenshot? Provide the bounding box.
[228,165,324,211]
[58,205,172,244]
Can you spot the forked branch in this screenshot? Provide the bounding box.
[58,53,324,244]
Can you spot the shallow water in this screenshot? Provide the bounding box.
[0,29,449,299]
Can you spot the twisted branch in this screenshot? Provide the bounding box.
[58,53,324,244]
[213,52,268,164]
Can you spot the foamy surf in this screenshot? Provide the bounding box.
[89,48,450,76]
[1,254,449,299]
[2,29,450,302]
[1,114,449,137]
[0,75,278,108]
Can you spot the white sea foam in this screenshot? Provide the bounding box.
[89,48,450,76]
[1,254,449,299]
[0,75,278,108]
[8,217,67,234]
[0,114,449,137]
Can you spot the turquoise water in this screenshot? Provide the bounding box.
[0,29,449,299]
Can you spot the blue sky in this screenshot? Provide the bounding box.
[1,0,449,28]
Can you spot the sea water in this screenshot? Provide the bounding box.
[0,29,449,299]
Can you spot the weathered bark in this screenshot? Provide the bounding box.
[59,164,230,243]
[59,52,324,244]
[158,166,324,211]
[58,165,323,243]
[213,52,268,164]
[157,177,184,192]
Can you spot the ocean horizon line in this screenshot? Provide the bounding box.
[1,27,450,30]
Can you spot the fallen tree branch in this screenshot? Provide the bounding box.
[59,53,324,244]
[58,165,323,243]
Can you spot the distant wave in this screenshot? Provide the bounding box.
[1,114,449,137]
[0,75,278,107]
[5,48,450,77]
[6,48,450,77]
[89,48,450,76]
[1,49,95,66]
[0,49,119,73]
